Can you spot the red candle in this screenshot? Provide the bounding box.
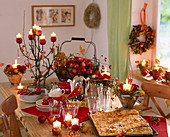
[51,32,56,42]
[40,34,46,45]
[28,29,34,40]
[36,26,42,36]
[101,67,111,79]
[16,33,22,44]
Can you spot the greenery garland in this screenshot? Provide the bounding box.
[128,25,155,54]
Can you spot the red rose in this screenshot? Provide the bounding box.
[119,83,124,90]
[132,84,139,90]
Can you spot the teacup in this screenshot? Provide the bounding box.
[48,88,65,98]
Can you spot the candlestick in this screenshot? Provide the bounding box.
[123,79,132,91]
[40,34,46,45]
[28,29,34,40]
[12,59,19,68]
[17,83,24,90]
[51,32,56,42]
[141,59,146,67]
[16,33,22,44]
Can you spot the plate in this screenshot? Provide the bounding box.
[36,106,50,112]
[87,113,158,137]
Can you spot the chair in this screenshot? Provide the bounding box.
[141,81,170,119]
[1,95,22,137]
[0,114,10,137]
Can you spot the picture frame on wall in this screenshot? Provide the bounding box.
[32,5,75,27]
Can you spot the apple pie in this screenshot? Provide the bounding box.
[90,109,153,136]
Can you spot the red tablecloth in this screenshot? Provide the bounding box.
[143,116,168,137]
[22,106,89,123]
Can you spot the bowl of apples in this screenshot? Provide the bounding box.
[55,52,99,81]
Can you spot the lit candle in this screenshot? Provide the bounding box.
[40,34,46,45]
[65,113,72,126]
[51,32,56,42]
[71,118,80,131]
[32,24,37,34]
[36,26,42,36]
[141,59,146,67]
[16,33,22,44]
[71,118,79,125]
[123,79,132,91]
[28,29,34,40]
[101,67,111,79]
[53,120,61,128]
[12,59,19,68]
[52,120,61,135]
[17,83,24,90]
[154,64,159,71]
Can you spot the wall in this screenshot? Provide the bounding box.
[130,0,158,71]
[0,0,86,82]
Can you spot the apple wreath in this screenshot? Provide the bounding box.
[90,109,153,136]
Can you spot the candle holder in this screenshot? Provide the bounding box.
[52,120,61,135]
[113,78,145,109]
[135,60,149,76]
[6,73,22,85]
[16,25,58,88]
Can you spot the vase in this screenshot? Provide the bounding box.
[6,74,22,85]
[119,95,138,109]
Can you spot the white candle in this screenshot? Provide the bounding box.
[71,118,79,125]
[123,79,132,91]
[141,59,146,66]
[16,33,22,38]
[33,24,37,30]
[101,67,111,76]
[36,26,41,31]
[65,113,72,121]
[53,120,61,128]
[51,32,56,37]
[12,59,19,68]
[154,64,159,71]
[17,83,24,90]
[40,34,45,40]
[29,29,33,35]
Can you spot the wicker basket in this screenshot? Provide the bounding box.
[55,37,99,82]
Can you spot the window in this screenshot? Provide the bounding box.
[158,0,170,68]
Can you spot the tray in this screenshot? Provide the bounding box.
[87,113,158,137]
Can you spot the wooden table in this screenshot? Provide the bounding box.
[0,79,170,137]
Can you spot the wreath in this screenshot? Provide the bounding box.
[128,24,155,54]
[83,3,101,28]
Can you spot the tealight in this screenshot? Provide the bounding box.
[123,79,132,91]
[17,83,24,90]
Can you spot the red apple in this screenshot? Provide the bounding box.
[142,70,148,76]
[35,88,42,95]
[47,97,53,103]
[48,116,57,124]
[72,69,77,75]
[82,68,86,73]
[74,56,79,61]
[38,115,46,123]
[72,125,80,131]
[65,60,74,68]
[74,63,79,69]
[80,62,86,68]
[86,68,92,75]
[52,127,61,135]
[153,74,159,80]
[41,99,49,105]
[83,58,87,62]
[149,70,153,76]
[77,69,82,74]
[85,61,91,67]
[78,57,83,63]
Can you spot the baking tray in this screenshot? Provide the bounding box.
[87,113,158,137]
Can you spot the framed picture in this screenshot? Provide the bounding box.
[32,5,75,27]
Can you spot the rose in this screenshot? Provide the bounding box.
[132,84,139,90]
[119,83,124,90]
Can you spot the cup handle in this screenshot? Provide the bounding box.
[61,89,65,95]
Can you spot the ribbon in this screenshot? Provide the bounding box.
[140,3,147,25]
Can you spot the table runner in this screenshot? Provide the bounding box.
[22,106,89,123]
[143,116,168,137]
